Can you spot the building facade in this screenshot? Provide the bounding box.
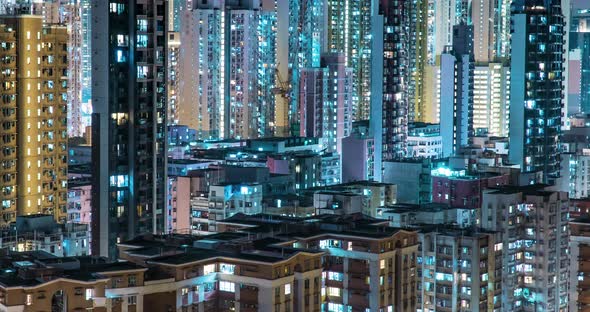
[299,53,353,155]
[371,0,411,180]
[509,0,565,183]
[91,0,168,258]
[182,0,277,139]
[0,15,68,225]
[473,63,510,137]
[417,227,502,311]
[439,24,474,158]
[481,185,569,311]
[326,0,372,121]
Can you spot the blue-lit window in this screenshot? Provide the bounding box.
[137,19,148,32]
[137,66,148,79]
[109,3,125,14]
[328,272,343,281]
[116,50,126,63]
[136,35,148,48]
[219,263,235,274]
[110,175,128,187]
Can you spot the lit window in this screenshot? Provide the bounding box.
[380,259,385,269]
[203,264,215,275]
[327,287,341,297]
[328,272,343,281]
[219,281,235,293]
[85,288,94,300]
[26,294,33,305]
[284,283,291,295]
[219,263,235,274]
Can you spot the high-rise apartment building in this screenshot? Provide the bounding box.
[0,15,69,225]
[326,0,372,121]
[439,24,474,157]
[167,32,179,125]
[496,0,512,59]
[509,0,565,183]
[79,0,92,133]
[570,0,590,114]
[473,63,510,137]
[412,0,429,123]
[471,0,496,63]
[482,185,569,311]
[287,0,325,135]
[299,53,352,154]
[371,0,411,181]
[91,0,168,258]
[432,0,468,58]
[180,0,276,139]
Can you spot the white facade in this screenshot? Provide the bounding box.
[406,134,443,158]
[473,63,510,137]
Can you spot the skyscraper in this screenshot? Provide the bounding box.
[509,0,565,183]
[91,0,168,258]
[412,0,429,123]
[439,24,474,157]
[0,14,69,225]
[287,0,325,135]
[166,32,180,126]
[371,0,411,180]
[299,53,353,154]
[496,0,512,59]
[179,0,276,140]
[326,0,372,121]
[471,0,496,63]
[570,0,590,114]
[79,0,92,132]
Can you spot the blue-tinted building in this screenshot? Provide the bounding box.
[186,0,277,139]
[288,0,325,135]
[509,0,565,183]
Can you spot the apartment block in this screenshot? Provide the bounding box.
[0,15,68,224]
[417,226,502,311]
[481,185,569,311]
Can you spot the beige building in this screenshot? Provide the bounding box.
[0,214,420,312]
[0,15,68,224]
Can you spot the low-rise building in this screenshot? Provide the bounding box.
[67,179,92,224]
[431,168,509,208]
[342,121,375,182]
[376,203,477,228]
[406,123,443,159]
[383,159,442,204]
[1,214,421,312]
[208,183,263,232]
[262,194,315,217]
[0,215,90,257]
